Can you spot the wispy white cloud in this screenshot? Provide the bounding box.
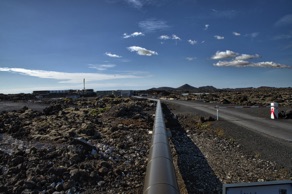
[124,0,167,9]
[211,50,237,60]
[211,9,238,19]
[127,46,158,56]
[123,32,145,39]
[204,24,209,30]
[283,42,292,50]
[250,32,259,38]
[126,0,143,8]
[139,19,170,33]
[273,32,292,40]
[214,60,292,68]
[89,64,116,71]
[188,39,197,45]
[158,35,170,40]
[235,54,260,60]
[158,34,181,44]
[253,61,291,68]
[214,35,224,40]
[186,57,197,61]
[172,34,181,40]
[214,60,250,67]
[245,32,259,38]
[105,52,122,58]
[233,32,241,36]
[274,14,292,27]
[0,67,142,84]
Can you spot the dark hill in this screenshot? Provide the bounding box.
[177,84,197,91]
[198,86,217,92]
[148,84,219,93]
[149,86,174,91]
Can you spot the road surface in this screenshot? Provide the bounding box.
[164,100,292,142]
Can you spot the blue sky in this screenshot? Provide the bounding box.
[0,0,292,93]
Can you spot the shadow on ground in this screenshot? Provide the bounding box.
[162,103,222,194]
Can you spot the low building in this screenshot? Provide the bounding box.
[33,89,95,98]
[120,90,133,97]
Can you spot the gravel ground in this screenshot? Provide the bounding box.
[162,101,292,194]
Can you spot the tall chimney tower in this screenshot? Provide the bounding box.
[83,78,85,91]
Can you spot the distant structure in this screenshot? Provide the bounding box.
[32,78,97,98]
[95,90,134,97]
[33,89,95,99]
[120,90,133,97]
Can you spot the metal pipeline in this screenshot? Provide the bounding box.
[143,100,180,194]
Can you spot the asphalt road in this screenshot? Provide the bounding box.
[164,100,292,142]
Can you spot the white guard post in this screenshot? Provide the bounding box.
[216,105,219,120]
[270,102,278,119]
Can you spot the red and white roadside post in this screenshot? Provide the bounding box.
[270,102,278,119]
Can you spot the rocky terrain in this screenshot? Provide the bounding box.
[0,97,155,194]
[148,85,292,108]
[1,87,291,194]
[197,88,292,108]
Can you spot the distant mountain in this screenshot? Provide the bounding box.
[257,86,275,90]
[177,84,197,91]
[198,86,217,92]
[147,84,290,93]
[148,86,175,91]
[148,84,218,93]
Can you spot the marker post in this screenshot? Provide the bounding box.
[271,102,278,119]
[216,105,219,120]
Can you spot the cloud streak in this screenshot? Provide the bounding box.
[123,32,144,38]
[186,57,196,61]
[0,67,142,84]
[139,19,169,32]
[275,14,292,27]
[273,33,292,40]
[235,54,260,60]
[125,0,166,9]
[89,64,116,71]
[211,9,238,19]
[127,46,158,56]
[233,32,241,36]
[105,52,122,58]
[245,32,259,38]
[214,35,224,40]
[126,0,143,8]
[214,60,292,68]
[211,50,291,68]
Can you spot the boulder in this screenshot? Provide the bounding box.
[285,109,292,119]
[43,104,63,115]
